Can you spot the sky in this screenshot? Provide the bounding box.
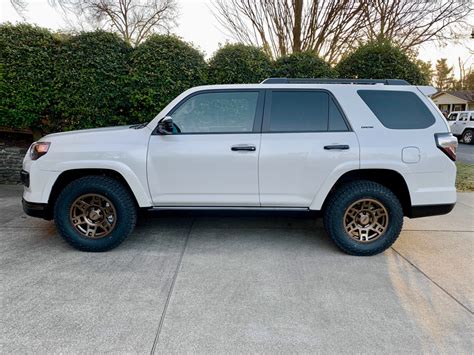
[1,0,472,77]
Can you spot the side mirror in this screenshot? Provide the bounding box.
[157,116,174,135]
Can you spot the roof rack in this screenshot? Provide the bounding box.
[261,78,410,85]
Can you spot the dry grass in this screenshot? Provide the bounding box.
[456,162,474,192]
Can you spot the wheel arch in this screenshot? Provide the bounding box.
[48,168,150,212]
[319,169,412,216]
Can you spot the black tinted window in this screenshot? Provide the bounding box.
[358,90,435,129]
[329,98,349,131]
[268,91,329,132]
[172,91,259,133]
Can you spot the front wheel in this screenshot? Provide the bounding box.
[54,176,137,252]
[323,181,403,256]
[462,129,473,144]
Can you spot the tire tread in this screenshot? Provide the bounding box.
[54,176,137,252]
[323,180,403,256]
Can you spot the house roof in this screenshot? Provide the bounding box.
[432,90,474,102]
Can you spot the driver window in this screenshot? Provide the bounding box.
[447,113,457,121]
[171,91,259,133]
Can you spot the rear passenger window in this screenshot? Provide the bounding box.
[358,90,435,129]
[267,91,348,132]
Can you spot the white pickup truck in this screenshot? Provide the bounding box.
[21,78,457,256]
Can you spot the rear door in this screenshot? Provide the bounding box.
[258,89,359,207]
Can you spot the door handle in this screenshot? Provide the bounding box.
[324,144,350,150]
[231,145,256,152]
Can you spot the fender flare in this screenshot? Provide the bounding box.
[46,161,152,207]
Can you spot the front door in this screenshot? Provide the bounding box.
[147,90,264,206]
[452,112,468,135]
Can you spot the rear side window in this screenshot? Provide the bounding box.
[358,90,435,129]
[266,91,348,132]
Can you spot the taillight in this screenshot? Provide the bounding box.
[435,133,457,161]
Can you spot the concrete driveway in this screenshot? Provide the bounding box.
[1,185,473,353]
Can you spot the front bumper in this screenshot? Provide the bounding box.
[22,199,53,220]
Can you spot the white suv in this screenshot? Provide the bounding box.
[446,111,474,144]
[21,78,458,256]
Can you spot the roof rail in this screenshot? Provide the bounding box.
[261,78,410,85]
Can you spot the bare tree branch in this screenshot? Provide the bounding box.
[9,0,28,19]
[49,0,178,46]
[213,0,473,62]
[212,0,367,63]
[361,0,473,51]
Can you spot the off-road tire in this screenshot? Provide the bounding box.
[323,180,403,256]
[54,176,137,252]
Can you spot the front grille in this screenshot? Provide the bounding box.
[20,170,30,187]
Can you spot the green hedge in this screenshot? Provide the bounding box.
[273,51,337,78]
[0,24,434,135]
[336,40,429,85]
[208,44,272,84]
[0,23,58,137]
[54,31,132,130]
[128,35,207,123]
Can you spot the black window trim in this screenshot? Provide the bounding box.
[261,88,352,134]
[152,89,265,135]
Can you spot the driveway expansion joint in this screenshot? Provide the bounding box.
[391,247,473,315]
[150,218,195,354]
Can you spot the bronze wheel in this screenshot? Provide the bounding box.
[69,193,117,239]
[343,198,389,243]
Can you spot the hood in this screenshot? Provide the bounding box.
[41,125,135,140]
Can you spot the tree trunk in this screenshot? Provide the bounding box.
[292,0,303,52]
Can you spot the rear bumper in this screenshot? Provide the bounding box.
[22,199,53,220]
[408,203,455,218]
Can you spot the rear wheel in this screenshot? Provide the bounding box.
[54,176,137,252]
[462,129,473,144]
[323,180,403,256]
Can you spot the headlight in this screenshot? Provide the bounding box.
[30,142,51,160]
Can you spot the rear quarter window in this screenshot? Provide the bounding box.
[358,90,436,129]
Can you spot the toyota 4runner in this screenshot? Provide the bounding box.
[21,78,458,256]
